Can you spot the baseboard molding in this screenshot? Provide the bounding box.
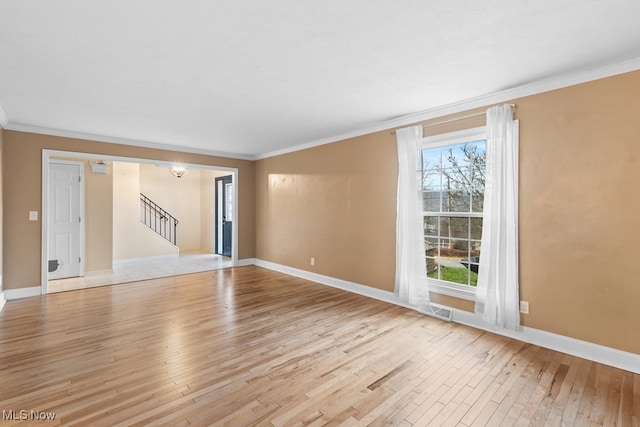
[85,269,114,276]
[237,258,257,267]
[450,308,640,375]
[254,260,414,309]
[254,259,640,374]
[4,286,42,301]
[0,291,6,313]
[113,253,179,266]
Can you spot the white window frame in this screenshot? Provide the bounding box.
[421,126,486,301]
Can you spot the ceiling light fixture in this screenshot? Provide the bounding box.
[89,160,111,174]
[169,166,188,178]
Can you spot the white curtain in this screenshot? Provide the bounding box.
[395,125,428,306]
[475,105,520,329]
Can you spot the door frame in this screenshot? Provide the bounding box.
[44,159,86,287]
[215,175,233,257]
[41,150,239,295]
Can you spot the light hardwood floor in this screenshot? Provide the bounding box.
[1,266,638,426]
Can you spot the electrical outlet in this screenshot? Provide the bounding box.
[29,211,39,221]
[310,257,315,266]
[519,300,530,314]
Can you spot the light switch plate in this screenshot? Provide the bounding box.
[29,211,38,221]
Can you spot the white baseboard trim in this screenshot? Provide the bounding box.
[254,259,413,309]
[5,286,42,301]
[254,259,640,374]
[113,253,179,265]
[237,258,257,267]
[0,291,6,312]
[85,269,114,276]
[450,308,640,375]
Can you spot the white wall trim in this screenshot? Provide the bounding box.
[237,258,256,267]
[112,253,179,266]
[254,259,414,309]
[4,122,253,161]
[255,57,640,160]
[4,286,42,300]
[254,259,640,374]
[85,269,114,276]
[0,104,8,128]
[2,58,639,161]
[428,281,476,301]
[451,309,640,375]
[0,291,6,313]
[43,149,240,173]
[41,151,50,294]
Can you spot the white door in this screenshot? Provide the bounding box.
[48,162,83,279]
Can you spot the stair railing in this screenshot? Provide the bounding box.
[139,193,178,245]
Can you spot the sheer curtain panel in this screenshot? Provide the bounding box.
[475,105,520,329]
[395,125,427,305]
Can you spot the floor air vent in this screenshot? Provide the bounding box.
[418,303,453,322]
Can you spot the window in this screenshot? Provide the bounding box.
[420,127,486,299]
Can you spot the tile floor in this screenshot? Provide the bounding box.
[48,252,233,293]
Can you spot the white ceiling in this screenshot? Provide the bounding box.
[1,1,640,159]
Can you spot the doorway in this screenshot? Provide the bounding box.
[47,160,85,280]
[41,150,239,295]
[215,175,233,257]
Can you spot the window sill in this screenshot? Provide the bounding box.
[427,279,476,301]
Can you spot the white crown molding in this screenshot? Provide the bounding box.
[0,104,8,128]
[3,122,254,161]
[254,57,640,160]
[254,258,640,374]
[1,57,640,160]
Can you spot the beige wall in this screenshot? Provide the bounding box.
[514,71,640,355]
[84,160,113,272]
[2,131,255,289]
[256,132,398,290]
[139,164,202,252]
[113,162,178,261]
[255,70,640,355]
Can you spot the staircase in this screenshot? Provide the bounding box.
[139,193,179,245]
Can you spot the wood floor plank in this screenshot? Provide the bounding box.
[633,375,640,426]
[603,367,624,426]
[573,361,602,426]
[589,364,613,425]
[558,358,590,425]
[619,372,635,427]
[0,266,638,426]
